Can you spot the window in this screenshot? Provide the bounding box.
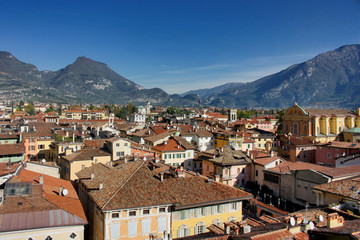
[264,173,279,184]
[143,209,150,215]
[230,202,237,211]
[196,222,206,234]
[255,170,258,177]
[29,146,35,151]
[158,217,167,232]
[159,207,166,213]
[111,223,120,238]
[177,225,190,238]
[116,152,120,157]
[293,122,298,134]
[38,144,45,150]
[124,143,128,146]
[213,219,222,226]
[112,212,119,218]
[116,143,120,147]
[129,210,137,216]
[30,138,35,143]
[328,153,331,159]
[128,220,138,237]
[180,210,189,220]
[142,218,151,235]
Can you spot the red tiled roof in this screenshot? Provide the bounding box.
[152,138,185,152]
[0,143,25,155]
[254,157,281,166]
[9,169,87,222]
[313,177,360,201]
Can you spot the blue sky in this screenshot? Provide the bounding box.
[1,0,360,94]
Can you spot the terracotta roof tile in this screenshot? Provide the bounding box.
[313,177,360,200]
[0,143,25,155]
[153,138,186,152]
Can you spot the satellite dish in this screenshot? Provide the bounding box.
[290,217,296,226]
[309,222,315,230]
[62,189,69,196]
[319,215,324,222]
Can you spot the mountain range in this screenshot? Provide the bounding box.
[0,44,360,108]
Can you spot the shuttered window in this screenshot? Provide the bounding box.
[142,219,151,235]
[158,217,166,232]
[111,223,120,238]
[128,220,138,237]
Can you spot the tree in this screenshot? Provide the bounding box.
[167,106,177,115]
[25,104,36,115]
[276,109,285,134]
[145,116,154,123]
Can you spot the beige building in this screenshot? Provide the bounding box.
[105,137,132,161]
[58,148,111,180]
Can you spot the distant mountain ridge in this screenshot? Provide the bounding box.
[1,44,360,108]
[196,44,360,108]
[0,52,192,106]
[181,82,245,98]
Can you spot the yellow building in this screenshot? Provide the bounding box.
[49,141,84,163]
[61,109,108,120]
[76,161,252,240]
[36,137,54,161]
[283,103,359,143]
[214,130,244,150]
[59,148,111,180]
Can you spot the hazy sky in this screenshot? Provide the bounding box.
[1,0,360,94]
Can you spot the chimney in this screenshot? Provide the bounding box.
[215,175,220,182]
[39,175,43,185]
[91,173,95,179]
[64,148,73,156]
[327,213,344,228]
[241,225,251,234]
[99,182,103,190]
[59,186,64,195]
[270,151,274,157]
[224,223,230,235]
[160,172,164,182]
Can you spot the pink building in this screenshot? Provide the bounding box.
[315,141,360,167]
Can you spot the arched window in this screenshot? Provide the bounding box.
[293,122,298,134]
[196,222,206,234]
[213,219,222,227]
[178,225,189,238]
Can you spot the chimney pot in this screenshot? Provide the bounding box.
[99,182,103,190]
[39,175,43,185]
[91,173,95,179]
[59,186,64,195]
